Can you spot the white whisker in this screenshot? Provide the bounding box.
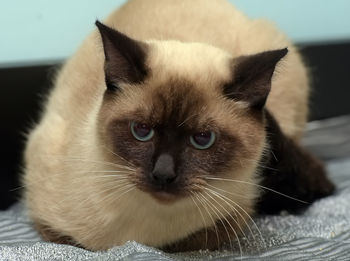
[199,191,236,254]
[177,112,199,127]
[204,176,308,204]
[201,189,242,257]
[189,192,208,248]
[204,183,267,251]
[36,155,136,171]
[203,183,251,200]
[242,158,279,171]
[102,184,135,204]
[59,180,132,207]
[193,192,221,249]
[202,186,247,237]
[99,145,137,168]
[19,168,135,191]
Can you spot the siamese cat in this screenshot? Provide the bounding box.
[23,0,334,252]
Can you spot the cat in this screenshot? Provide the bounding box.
[23,0,334,252]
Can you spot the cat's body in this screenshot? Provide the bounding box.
[24,0,333,252]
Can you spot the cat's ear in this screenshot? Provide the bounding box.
[224,48,288,109]
[95,21,148,90]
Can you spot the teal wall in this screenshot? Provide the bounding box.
[1,0,350,66]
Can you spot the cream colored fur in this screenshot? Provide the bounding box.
[24,0,309,250]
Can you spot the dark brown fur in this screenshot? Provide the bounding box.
[224,49,288,109]
[96,21,149,88]
[256,110,335,214]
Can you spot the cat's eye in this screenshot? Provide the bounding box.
[190,131,216,150]
[131,121,154,141]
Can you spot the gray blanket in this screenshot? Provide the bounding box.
[1,116,350,260]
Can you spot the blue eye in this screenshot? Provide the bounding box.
[131,121,154,141]
[190,131,216,150]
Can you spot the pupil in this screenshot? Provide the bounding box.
[194,132,211,145]
[134,123,150,137]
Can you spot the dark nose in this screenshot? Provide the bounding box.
[151,154,177,185]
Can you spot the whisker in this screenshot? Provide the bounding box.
[82,182,134,208]
[101,184,135,205]
[204,183,267,251]
[203,186,266,253]
[198,191,235,254]
[205,186,253,235]
[85,170,134,174]
[189,192,208,248]
[94,175,131,179]
[35,155,136,171]
[99,145,137,168]
[177,112,198,127]
[10,185,26,192]
[204,177,308,204]
[269,149,278,162]
[242,158,279,171]
[193,192,221,249]
[223,91,246,97]
[201,189,242,257]
[202,186,247,238]
[200,182,252,200]
[96,180,132,194]
[17,168,134,192]
[59,180,132,207]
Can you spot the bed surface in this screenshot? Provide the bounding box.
[1,116,349,260]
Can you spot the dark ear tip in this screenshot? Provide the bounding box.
[95,20,112,33]
[95,20,105,30]
[278,47,288,58]
[267,47,288,64]
[95,20,116,38]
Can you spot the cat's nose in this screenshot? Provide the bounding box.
[151,154,177,185]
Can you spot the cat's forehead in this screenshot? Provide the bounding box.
[141,78,214,129]
[146,40,233,87]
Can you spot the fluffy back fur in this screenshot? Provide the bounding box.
[24,0,312,252]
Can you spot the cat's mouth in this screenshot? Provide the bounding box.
[151,190,182,203]
[137,183,188,204]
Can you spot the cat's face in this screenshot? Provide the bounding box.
[96,21,287,203]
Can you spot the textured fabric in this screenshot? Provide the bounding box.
[303,115,350,161]
[1,116,350,261]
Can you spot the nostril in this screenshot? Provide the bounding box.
[152,172,160,181]
[151,171,177,185]
[165,175,176,184]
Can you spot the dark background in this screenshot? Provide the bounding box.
[1,42,350,210]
